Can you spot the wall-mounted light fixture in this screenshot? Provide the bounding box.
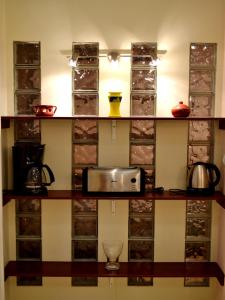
[62,49,167,67]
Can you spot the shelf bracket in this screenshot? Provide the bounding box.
[111,120,117,140]
[111,200,116,215]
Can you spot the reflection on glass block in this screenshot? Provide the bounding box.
[16,199,41,213]
[17,239,42,260]
[16,93,40,115]
[129,216,154,238]
[129,240,154,261]
[132,56,155,66]
[130,145,154,165]
[72,199,97,213]
[72,216,97,237]
[131,94,155,115]
[190,70,214,92]
[17,276,42,286]
[132,69,156,91]
[130,120,155,140]
[73,144,97,165]
[130,199,154,214]
[17,216,41,237]
[73,94,98,115]
[190,44,216,66]
[185,241,210,262]
[72,277,97,286]
[186,217,210,241]
[72,168,83,190]
[73,69,98,91]
[15,68,41,90]
[128,277,153,286]
[189,94,213,116]
[189,121,212,142]
[188,145,211,164]
[15,120,41,141]
[132,43,157,56]
[14,42,40,65]
[73,42,99,57]
[73,120,98,141]
[186,200,211,216]
[72,240,97,261]
[184,277,209,287]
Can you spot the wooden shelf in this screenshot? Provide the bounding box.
[3,190,225,209]
[4,261,224,285]
[2,115,225,129]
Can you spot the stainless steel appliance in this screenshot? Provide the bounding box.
[187,162,220,194]
[82,167,145,193]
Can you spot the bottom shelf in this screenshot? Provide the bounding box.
[4,261,224,286]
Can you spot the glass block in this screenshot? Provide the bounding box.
[129,240,154,261]
[73,120,98,141]
[73,69,98,91]
[72,216,97,238]
[131,94,155,115]
[14,42,40,65]
[130,144,154,165]
[132,43,157,56]
[190,44,216,67]
[73,42,99,57]
[186,217,211,241]
[185,241,210,262]
[73,144,97,165]
[128,277,153,286]
[186,200,211,217]
[17,276,42,286]
[15,120,41,142]
[73,93,98,115]
[189,69,214,93]
[72,168,83,190]
[72,277,97,286]
[72,199,97,213]
[15,68,41,90]
[144,168,155,191]
[184,277,209,287]
[16,199,41,214]
[132,56,156,66]
[72,240,97,261]
[129,216,154,238]
[189,121,212,142]
[129,199,153,214]
[189,94,213,116]
[17,215,41,237]
[132,69,156,91]
[17,239,42,260]
[130,120,155,140]
[15,93,41,115]
[188,145,211,164]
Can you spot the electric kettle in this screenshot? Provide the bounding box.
[187,162,220,195]
[24,162,55,195]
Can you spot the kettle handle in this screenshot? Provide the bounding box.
[206,163,221,187]
[42,164,55,186]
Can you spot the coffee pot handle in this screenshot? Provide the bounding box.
[42,164,55,185]
[207,163,221,187]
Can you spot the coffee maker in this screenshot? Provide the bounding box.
[12,142,55,194]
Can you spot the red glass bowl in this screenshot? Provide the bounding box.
[171,101,190,118]
[33,105,57,117]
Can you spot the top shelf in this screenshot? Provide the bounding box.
[2,115,225,129]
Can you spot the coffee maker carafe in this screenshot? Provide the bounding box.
[13,142,55,194]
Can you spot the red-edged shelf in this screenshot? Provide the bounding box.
[3,190,225,209]
[2,115,225,129]
[4,261,224,285]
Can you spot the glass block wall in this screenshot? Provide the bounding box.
[13,41,42,286]
[71,42,99,286]
[128,42,157,286]
[185,43,217,286]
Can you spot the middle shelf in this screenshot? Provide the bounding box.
[3,190,225,209]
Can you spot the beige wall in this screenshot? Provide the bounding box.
[1,0,225,300]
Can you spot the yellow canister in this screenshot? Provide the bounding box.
[108,92,122,117]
